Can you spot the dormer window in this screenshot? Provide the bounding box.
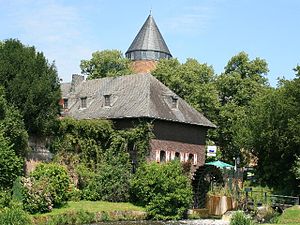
[80,97,87,108]
[171,96,178,109]
[63,98,68,109]
[104,95,111,107]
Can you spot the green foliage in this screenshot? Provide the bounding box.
[21,177,53,213]
[0,131,23,190]
[0,39,61,135]
[50,118,113,168]
[51,118,152,168]
[0,204,33,225]
[80,49,133,79]
[18,163,71,214]
[130,161,193,219]
[241,73,300,193]
[292,157,300,182]
[152,58,219,121]
[0,87,28,157]
[81,163,131,202]
[0,190,11,208]
[230,211,253,225]
[215,52,269,161]
[30,163,70,207]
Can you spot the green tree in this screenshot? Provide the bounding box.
[242,70,300,194]
[152,58,219,121]
[0,87,28,157]
[215,52,269,161]
[0,39,61,135]
[80,50,133,79]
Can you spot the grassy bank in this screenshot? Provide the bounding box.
[32,201,146,225]
[263,205,300,225]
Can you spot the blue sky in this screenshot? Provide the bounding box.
[1,0,299,86]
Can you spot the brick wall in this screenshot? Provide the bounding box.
[131,60,157,74]
[149,139,206,172]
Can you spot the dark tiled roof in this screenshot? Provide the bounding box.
[61,74,216,128]
[126,15,172,57]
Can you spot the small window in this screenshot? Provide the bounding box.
[175,152,180,160]
[81,97,87,108]
[171,96,178,109]
[104,95,111,107]
[63,99,68,109]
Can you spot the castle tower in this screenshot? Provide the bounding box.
[126,14,172,73]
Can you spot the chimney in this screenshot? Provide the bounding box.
[71,74,84,92]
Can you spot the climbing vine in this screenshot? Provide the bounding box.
[50,118,153,168]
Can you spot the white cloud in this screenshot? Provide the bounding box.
[0,0,99,81]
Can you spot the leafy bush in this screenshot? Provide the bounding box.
[18,163,71,213]
[30,163,70,207]
[0,87,28,158]
[0,132,23,190]
[130,161,193,219]
[230,211,253,225]
[21,177,53,213]
[0,205,33,225]
[81,163,131,202]
[0,190,11,208]
[67,184,81,201]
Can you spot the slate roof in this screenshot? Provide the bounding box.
[61,74,216,128]
[126,15,172,57]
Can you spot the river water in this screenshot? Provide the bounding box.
[94,219,229,225]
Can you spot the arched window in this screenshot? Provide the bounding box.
[175,152,180,160]
[160,150,166,163]
[188,153,194,162]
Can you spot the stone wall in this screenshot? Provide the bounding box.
[26,136,53,174]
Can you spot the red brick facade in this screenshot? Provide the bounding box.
[131,60,157,74]
[149,139,206,171]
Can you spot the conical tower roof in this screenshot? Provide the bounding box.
[126,15,172,61]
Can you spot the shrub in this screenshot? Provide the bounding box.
[230,211,253,225]
[82,163,131,202]
[21,177,53,213]
[30,163,70,207]
[0,132,23,190]
[18,163,71,213]
[130,161,193,219]
[0,190,11,208]
[0,205,33,225]
[67,184,81,201]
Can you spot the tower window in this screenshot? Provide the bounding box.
[104,95,111,107]
[63,98,68,109]
[171,96,178,109]
[80,97,87,108]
